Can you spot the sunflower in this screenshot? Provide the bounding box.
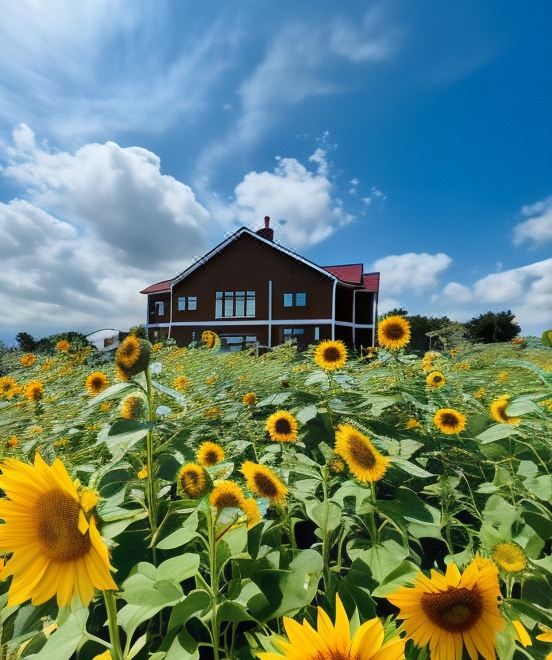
[405,418,421,429]
[266,410,298,443]
[471,554,497,574]
[173,376,190,391]
[19,353,37,367]
[328,455,346,474]
[241,498,262,529]
[210,481,245,510]
[426,371,446,388]
[0,376,18,399]
[178,463,208,499]
[115,336,150,377]
[197,441,225,467]
[492,541,528,573]
[257,593,405,660]
[100,401,112,412]
[241,461,288,504]
[55,339,70,352]
[489,396,520,426]
[433,408,467,435]
[85,371,109,395]
[93,652,112,660]
[512,620,532,647]
[137,466,148,480]
[473,387,486,399]
[334,424,389,483]
[388,560,504,660]
[115,365,130,382]
[6,436,19,449]
[242,392,257,406]
[201,330,220,350]
[24,380,44,402]
[313,339,347,371]
[120,395,144,420]
[0,454,117,607]
[378,316,411,350]
[537,629,552,643]
[204,406,221,419]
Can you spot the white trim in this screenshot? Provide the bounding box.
[335,321,373,328]
[331,279,337,340]
[149,319,335,328]
[168,289,173,339]
[268,280,273,348]
[171,227,338,288]
[373,292,378,346]
[352,289,356,346]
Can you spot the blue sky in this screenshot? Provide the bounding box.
[0,0,551,343]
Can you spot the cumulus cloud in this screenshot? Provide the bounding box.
[513,196,552,246]
[372,252,453,294]
[434,259,552,334]
[0,126,211,337]
[222,150,352,249]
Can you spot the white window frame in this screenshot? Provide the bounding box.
[177,296,198,311]
[154,301,165,316]
[283,292,307,307]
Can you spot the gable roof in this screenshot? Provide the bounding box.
[362,272,380,292]
[140,226,380,293]
[322,263,363,284]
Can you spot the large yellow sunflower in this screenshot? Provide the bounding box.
[55,339,70,353]
[210,481,245,510]
[388,561,504,660]
[378,316,411,350]
[19,353,37,367]
[257,593,405,660]
[85,371,109,395]
[120,395,144,420]
[24,380,44,402]
[489,396,520,426]
[0,454,117,607]
[115,336,150,377]
[201,330,220,350]
[266,410,298,443]
[178,463,208,499]
[426,371,446,388]
[433,408,467,435]
[492,541,527,573]
[197,441,225,467]
[241,461,288,504]
[314,339,347,371]
[334,424,389,483]
[241,498,262,529]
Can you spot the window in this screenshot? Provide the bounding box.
[283,327,304,341]
[154,301,164,316]
[220,335,258,352]
[283,292,307,307]
[177,296,198,311]
[215,291,255,318]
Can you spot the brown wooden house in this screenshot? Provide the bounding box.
[140,217,379,351]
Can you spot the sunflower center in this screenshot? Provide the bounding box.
[275,418,292,434]
[496,404,508,420]
[214,492,242,508]
[348,437,376,468]
[34,489,91,561]
[323,347,341,363]
[384,323,405,340]
[314,651,354,660]
[253,472,278,498]
[421,586,482,633]
[440,413,459,427]
[433,376,442,383]
[204,450,219,465]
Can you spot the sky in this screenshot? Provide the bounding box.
[0,0,551,344]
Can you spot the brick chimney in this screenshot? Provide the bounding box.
[256,215,274,241]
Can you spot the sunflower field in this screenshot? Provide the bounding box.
[0,322,551,660]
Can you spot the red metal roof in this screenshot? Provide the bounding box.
[322,264,363,284]
[362,272,380,292]
[140,279,172,295]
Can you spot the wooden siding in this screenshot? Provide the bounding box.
[170,232,334,323]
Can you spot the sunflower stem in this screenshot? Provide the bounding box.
[207,506,220,660]
[369,482,379,545]
[144,366,158,564]
[321,466,331,592]
[103,590,123,660]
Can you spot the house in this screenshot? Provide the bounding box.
[140,217,379,351]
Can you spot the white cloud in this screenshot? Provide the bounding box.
[513,196,552,246]
[442,282,473,304]
[378,297,402,314]
[0,1,236,141]
[433,259,552,334]
[224,150,352,249]
[0,126,211,337]
[372,252,452,294]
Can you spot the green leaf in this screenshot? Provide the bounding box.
[218,600,256,623]
[391,457,433,478]
[306,500,342,532]
[506,398,541,416]
[157,554,199,583]
[32,608,88,660]
[256,392,292,407]
[523,475,552,501]
[476,424,518,444]
[296,404,318,424]
[158,511,199,550]
[168,590,210,631]
[371,560,419,597]
[87,382,136,406]
[353,540,408,583]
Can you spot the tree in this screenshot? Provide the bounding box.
[15,332,36,352]
[465,310,520,343]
